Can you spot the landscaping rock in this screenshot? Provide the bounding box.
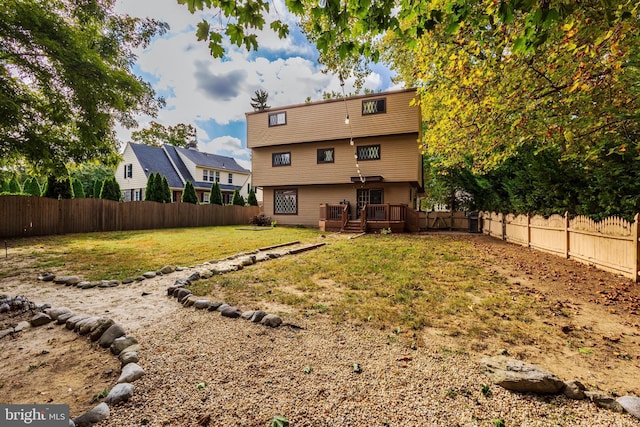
[182,295,198,307]
[194,300,211,310]
[0,303,9,313]
[98,323,126,348]
[46,307,70,321]
[261,314,282,328]
[175,288,191,301]
[65,314,90,330]
[220,306,242,318]
[481,356,565,394]
[120,344,141,354]
[563,380,586,400]
[250,310,268,323]
[89,318,114,341]
[119,351,139,366]
[98,280,119,288]
[142,271,157,279]
[111,335,139,355]
[616,396,640,419]
[207,301,223,311]
[585,391,625,412]
[14,321,31,332]
[72,403,109,427]
[161,265,176,274]
[105,383,134,405]
[30,312,52,327]
[74,317,99,334]
[241,310,255,320]
[216,303,230,312]
[117,362,145,383]
[121,277,135,284]
[78,282,98,289]
[187,271,200,282]
[38,272,56,282]
[56,312,76,325]
[54,275,81,285]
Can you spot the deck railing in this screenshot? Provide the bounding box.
[362,204,407,221]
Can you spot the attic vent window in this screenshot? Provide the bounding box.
[362,98,386,115]
[268,112,286,127]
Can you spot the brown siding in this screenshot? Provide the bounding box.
[246,89,419,148]
[263,183,414,227]
[251,134,421,187]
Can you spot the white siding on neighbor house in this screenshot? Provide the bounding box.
[115,143,149,197]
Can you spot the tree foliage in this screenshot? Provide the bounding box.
[232,189,245,206]
[161,175,172,203]
[71,178,86,199]
[100,177,121,201]
[209,182,223,205]
[7,177,21,194]
[182,180,198,204]
[247,188,258,206]
[250,90,271,111]
[0,0,168,175]
[144,172,169,202]
[68,163,114,198]
[22,177,42,196]
[144,172,158,202]
[43,175,72,199]
[131,121,198,148]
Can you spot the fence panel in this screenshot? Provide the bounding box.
[505,214,528,246]
[528,214,566,255]
[569,215,636,277]
[481,211,639,282]
[425,211,469,231]
[0,196,261,238]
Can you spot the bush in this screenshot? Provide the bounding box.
[232,189,245,206]
[250,213,272,226]
[182,180,198,204]
[22,177,42,196]
[209,182,223,205]
[247,188,258,206]
[43,175,73,199]
[71,177,85,198]
[100,177,121,201]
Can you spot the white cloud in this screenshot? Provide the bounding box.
[114,0,397,167]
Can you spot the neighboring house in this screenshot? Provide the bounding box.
[116,142,253,204]
[246,88,424,232]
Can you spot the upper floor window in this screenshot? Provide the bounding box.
[203,169,214,182]
[124,163,132,179]
[268,111,286,127]
[317,148,334,164]
[228,173,233,184]
[357,144,381,161]
[215,171,220,182]
[272,152,291,167]
[362,98,386,115]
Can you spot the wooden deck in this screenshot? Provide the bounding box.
[319,203,420,233]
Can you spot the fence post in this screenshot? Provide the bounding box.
[501,213,506,240]
[526,213,531,248]
[564,211,570,259]
[634,213,639,283]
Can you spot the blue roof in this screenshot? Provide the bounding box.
[129,142,249,191]
[175,146,249,174]
[129,143,183,188]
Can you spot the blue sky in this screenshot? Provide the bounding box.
[114,0,401,169]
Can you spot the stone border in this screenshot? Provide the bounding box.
[4,241,327,426]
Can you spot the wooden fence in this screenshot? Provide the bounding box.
[425,211,472,231]
[0,196,261,238]
[481,211,640,282]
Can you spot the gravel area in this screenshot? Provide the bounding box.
[105,308,637,427]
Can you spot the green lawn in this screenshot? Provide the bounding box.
[1,227,552,351]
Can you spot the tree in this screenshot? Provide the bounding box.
[250,90,271,112]
[68,163,115,198]
[131,121,198,148]
[43,175,72,199]
[100,177,121,201]
[209,182,223,205]
[232,189,245,206]
[7,177,21,194]
[182,181,198,204]
[93,179,104,200]
[0,180,8,193]
[247,188,258,206]
[161,175,172,203]
[144,172,158,202]
[0,0,167,175]
[71,178,85,199]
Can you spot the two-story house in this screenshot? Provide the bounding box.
[116,142,253,204]
[246,88,424,232]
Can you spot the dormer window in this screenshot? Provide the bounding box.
[268,111,286,127]
[362,98,386,115]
